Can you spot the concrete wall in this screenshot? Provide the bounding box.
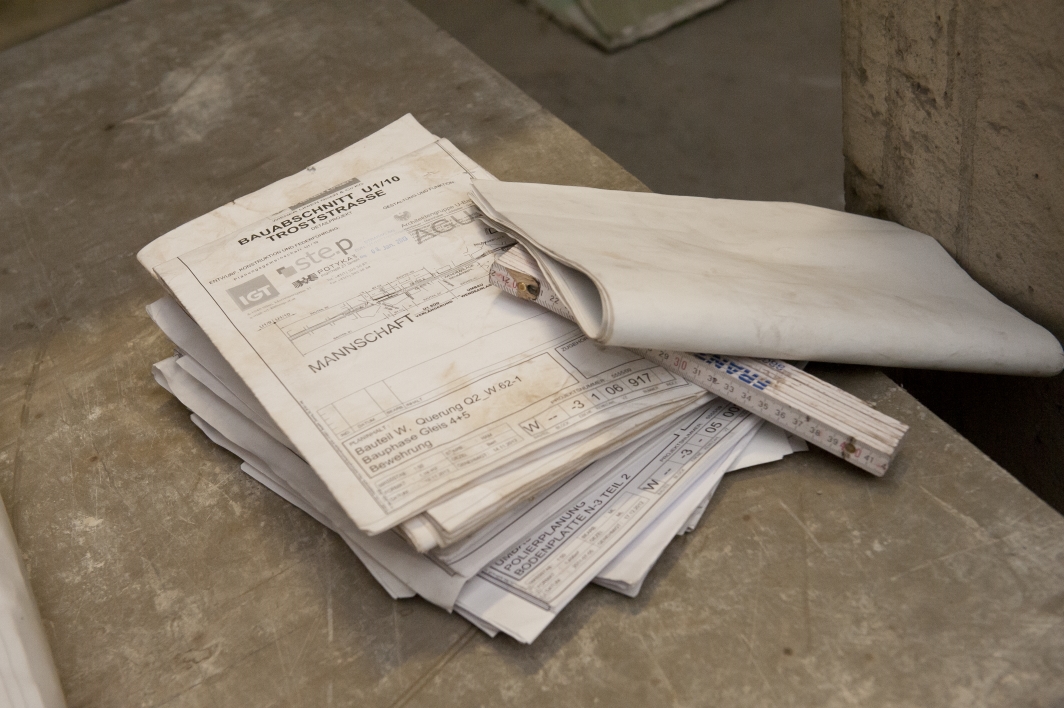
[841,0,1064,510]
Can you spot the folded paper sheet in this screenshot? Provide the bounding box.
[471,182,1064,376]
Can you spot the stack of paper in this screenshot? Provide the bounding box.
[138,116,803,642]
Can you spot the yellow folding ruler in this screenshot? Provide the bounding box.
[490,245,907,476]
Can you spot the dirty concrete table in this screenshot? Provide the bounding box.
[1,1,1062,705]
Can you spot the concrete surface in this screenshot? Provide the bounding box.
[409,0,845,210]
[0,0,126,51]
[841,1,1064,513]
[1,0,1063,705]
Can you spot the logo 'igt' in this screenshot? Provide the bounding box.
[226,275,279,311]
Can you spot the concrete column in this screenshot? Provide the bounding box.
[841,0,1064,510]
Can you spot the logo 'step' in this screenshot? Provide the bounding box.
[227,275,279,311]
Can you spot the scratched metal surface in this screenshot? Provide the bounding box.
[0,1,1062,705]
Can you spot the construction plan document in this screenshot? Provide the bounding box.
[455,399,762,642]
[477,400,757,612]
[153,139,702,535]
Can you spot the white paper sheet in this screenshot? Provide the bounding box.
[455,401,762,642]
[431,397,749,579]
[471,181,1064,376]
[408,395,707,549]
